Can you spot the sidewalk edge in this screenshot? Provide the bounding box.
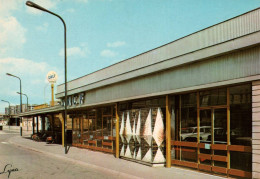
[8,137,142,179]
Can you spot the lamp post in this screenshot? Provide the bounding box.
[17,92,29,131]
[6,73,22,113]
[26,1,68,154]
[1,100,10,125]
[6,73,22,135]
[17,92,28,111]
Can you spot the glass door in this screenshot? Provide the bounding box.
[72,117,81,145]
[199,109,212,166]
[199,108,227,170]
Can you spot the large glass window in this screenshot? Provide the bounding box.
[180,93,197,142]
[171,84,252,177]
[72,116,81,144]
[71,106,115,151]
[88,110,95,138]
[95,109,102,138]
[82,114,89,145]
[230,84,252,172]
[200,88,227,107]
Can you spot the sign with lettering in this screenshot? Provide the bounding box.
[46,71,58,83]
[68,96,72,106]
[61,93,85,107]
[79,93,85,104]
[73,95,78,105]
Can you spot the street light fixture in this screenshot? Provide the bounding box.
[6,73,23,135]
[6,73,22,113]
[26,1,68,154]
[1,100,10,125]
[17,92,28,111]
[17,92,29,132]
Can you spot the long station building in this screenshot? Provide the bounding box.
[20,8,260,178]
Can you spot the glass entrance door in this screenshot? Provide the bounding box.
[199,108,227,169]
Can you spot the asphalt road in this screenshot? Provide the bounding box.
[0,131,121,179]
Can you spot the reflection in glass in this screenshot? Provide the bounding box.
[214,108,227,144]
[230,84,252,172]
[200,88,227,107]
[82,115,89,145]
[103,116,111,136]
[94,109,102,137]
[72,117,81,145]
[230,84,252,146]
[200,110,211,143]
[200,110,211,165]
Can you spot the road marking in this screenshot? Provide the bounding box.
[1,142,9,144]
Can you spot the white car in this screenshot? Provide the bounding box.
[181,126,211,141]
[181,126,225,142]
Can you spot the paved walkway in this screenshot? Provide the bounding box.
[6,131,224,179]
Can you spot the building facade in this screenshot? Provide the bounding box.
[20,8,260,178]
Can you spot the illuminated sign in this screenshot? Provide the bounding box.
[46,71,58,83]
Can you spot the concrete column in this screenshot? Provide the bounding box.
[52,114,54,136]
[42,116,45,132]
[32,117,35,134]
[36,116,39,133]
[252,81,260,178]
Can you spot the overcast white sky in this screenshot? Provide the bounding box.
[1,0,260,113]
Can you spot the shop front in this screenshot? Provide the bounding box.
[66,83,252,177]
[20,8,260,178]
[71,106,116,154]
[170,83,252,178]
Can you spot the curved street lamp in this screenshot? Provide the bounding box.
[6,73,22,113]
[26,1,68,154]
[17,92,28,111]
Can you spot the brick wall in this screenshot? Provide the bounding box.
[252,81,260,178]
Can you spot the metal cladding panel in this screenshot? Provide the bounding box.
[84,46,260,105]
[57,8,260,95]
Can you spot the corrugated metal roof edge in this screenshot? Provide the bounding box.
[57,7,260,87]
[56,30,260,97]
[36,75,259,117]
[19,106,63,117]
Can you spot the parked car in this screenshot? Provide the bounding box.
[181,126,211,141]
[181,126,225,142]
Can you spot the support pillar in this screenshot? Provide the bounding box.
[36,116,39,133]
[52,114,54,136]
[115,103,120,158]
[166,95,171,168]
[42,115,45,132]
[32,116,35,134]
